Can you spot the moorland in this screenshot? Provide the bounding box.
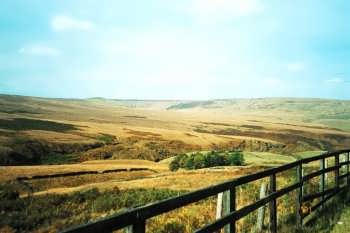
[1,94,350,232]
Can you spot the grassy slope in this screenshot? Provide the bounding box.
[244,151,295,165]
[1,94,350,165]
[331,205,350,233]
[1,95,350,232]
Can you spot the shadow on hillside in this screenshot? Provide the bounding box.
[0,118,78,132]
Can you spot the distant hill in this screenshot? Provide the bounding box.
[1,94,350,165]
[166,101,216,110]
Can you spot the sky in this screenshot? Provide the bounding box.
[0,0,350,100]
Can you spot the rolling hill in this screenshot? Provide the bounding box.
[1,94,350,165]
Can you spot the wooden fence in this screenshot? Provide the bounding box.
[61,149,350,233]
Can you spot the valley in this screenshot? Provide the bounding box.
[1,94,350,232]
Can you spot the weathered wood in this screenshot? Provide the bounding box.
[302,187,338,202]
[124,225,132,233]
[296,164,303,228]
[303,165,339,182]
[132,220,145,233]
[223,188,236,233]
[61,160,303,233]
[216,192,223,220]
[269,175,277,233]
[302,149,349,164]
[61,149,350,233]
[195,182,301,233]
[320,158,325,207]
[347,152,350,185]
[335,154,340,188]
[223,191,229,233]
[256,183,268,232]
[326,158,329,182]
[229,188,236,233]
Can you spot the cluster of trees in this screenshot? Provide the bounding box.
[169,150,244,171]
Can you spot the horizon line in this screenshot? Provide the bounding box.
[1,93,350,102]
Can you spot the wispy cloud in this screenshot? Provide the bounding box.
[188,0,263,23]
[18,45,61,56]
[325,77,344,84]
[286,62,305,72]
[51,15,94,32]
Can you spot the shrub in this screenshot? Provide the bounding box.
[155,220,186,233]
[184,156,194,169]
[96,134,116,144]
[0,187,184,232]
[169,154,185,171]
[193,153,206,169]
[0,183,19,200]
[227,151,245,166]
[169,159,180,171]
[169,151,244,171]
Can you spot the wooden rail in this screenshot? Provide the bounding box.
[61,149,350,233]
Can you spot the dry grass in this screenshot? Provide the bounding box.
[27,166,264,197]
[1,96,350,232]
[2,95,350,162]
[0,159,168,182]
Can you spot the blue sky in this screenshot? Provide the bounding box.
[0,0,349,100]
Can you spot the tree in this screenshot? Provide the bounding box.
[184,156,194,169]
[227,151,244,166]
[193,153,206,169]
[169,159,180,171]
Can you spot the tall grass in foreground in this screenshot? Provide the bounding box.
[2,171,349,233]
[0,184,185,233]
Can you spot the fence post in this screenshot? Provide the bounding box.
[319,158,325,208]
[132,220,145,233]
[124,225,133,233]
[256,182,268,232]
[347,152,350,186]
[335,154,340,189]
[223,188,236,233]
[269,174,277,233]
[296,163,303,228]
[216,192,223,221]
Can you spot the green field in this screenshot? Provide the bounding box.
[292,150,326,159]
[243,151,296,165]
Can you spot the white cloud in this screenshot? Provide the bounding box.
[18,45,61,56]
[286,62,305,72]
[325,77,344,84]
[188,0,263,23]
[99,29,228,78]
[71,29,229,99]
[51,15,94,31]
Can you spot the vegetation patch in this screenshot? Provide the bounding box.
[96,133,116,144]
[201,122,233,127]
[0,183,185,233]
[0,135,104,165]
[240,124,264,130]
[167,101,215,110]
[0,118,77,132]
[38,153,79,165]
[122,115,147,119]
[169,150,245,171]
[124,128,161,137]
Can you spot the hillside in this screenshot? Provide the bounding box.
[1,94,350,165]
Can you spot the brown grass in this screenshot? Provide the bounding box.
[0,159,168,182]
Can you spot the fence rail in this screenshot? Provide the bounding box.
[61,149,350,233]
